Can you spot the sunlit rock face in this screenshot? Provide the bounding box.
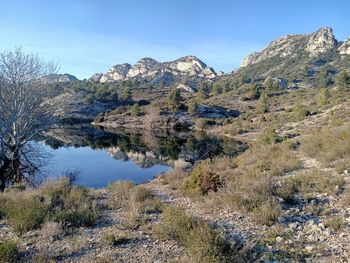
[126,58,159,78]
[339,38,350,55]
[42,73,79,83]
[306,27,337,56]
[88,56,217,84]
[100,63,132,83]
[240,27,337,67]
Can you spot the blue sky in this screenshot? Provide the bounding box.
[0,0,349,79]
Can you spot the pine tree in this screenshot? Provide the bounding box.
[258,92,269,113]
[336,70,350,90]
[168,88,183,111]
[264,77,274,91]
[318,88,330,105]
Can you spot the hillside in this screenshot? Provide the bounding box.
[228,27,350,89]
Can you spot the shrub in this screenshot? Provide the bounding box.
[131,103,140,116]
[258,128,284,145]
[276,169,345,202]
[41,221,62,240]
[155,206,241,263]
[324,216,345,232]
[83,94,94,105]
[155,206,196,242]
[183,164,222,195]
[107,180,135,208]
[103,233,129,247]
[0,179,98,234]
[0,241,18,262]
[235,142,301,177]
[293,169,345,195]
[251,199,281,226]
[134,187,153,202]
[293,104,311,119]
[55,187,98,227]
[4,194,48,234]
[301,124,350,167]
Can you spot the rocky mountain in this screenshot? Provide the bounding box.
[339,38,350,55]
[90,56,217,85]
[240,27,338,68]
[234,27,350,85]
[42,73,79,83]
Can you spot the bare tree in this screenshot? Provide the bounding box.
[0,48,57,190]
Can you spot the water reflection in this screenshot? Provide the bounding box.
[38,124,247,188]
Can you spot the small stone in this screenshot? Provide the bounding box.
[276,236,283,243]
[305,246,313,252]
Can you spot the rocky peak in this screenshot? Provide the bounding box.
[306,27,337,56]
[89,55,216,83]
[338,37,350,55]
[240,34,307,67]
[127,57,160,78]
[169,56,216,78]
[240,27,338,68]
[42,73,78,83]
[100,63,132,83]
[89,73,103,82]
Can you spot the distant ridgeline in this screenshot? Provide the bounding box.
[44,27,350,123]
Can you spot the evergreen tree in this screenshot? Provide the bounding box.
[247,83,260,100]
[212,83,223,95]
[168,88,183,111]
[121,88,132,103]
[318,88,330,105]
[336,70,350,90]
[187,98,198,115]
[264,76,274,91]
[257,92,269,113]
[131,103,140,116]
[198,81,209,99]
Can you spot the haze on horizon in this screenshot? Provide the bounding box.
[0,0,349,79]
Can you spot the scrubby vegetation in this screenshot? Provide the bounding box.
[155,206,245,263]
[0,178,98,234]
[0,241,18,262]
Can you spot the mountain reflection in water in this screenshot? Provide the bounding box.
[38,124,246,188]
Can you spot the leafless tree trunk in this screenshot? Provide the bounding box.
[0,48,57,190]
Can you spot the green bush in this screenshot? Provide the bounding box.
[4,195,48,234]
[134,187,153,202]
[108,180,135,208]
[324,216,345,232]
[0,179,98,234]
[131,103,140,116]
[293,104,311,119]
[155,206,196,242]
[103,233,129,247]
[55,187,98,227]
[183,164,221,195]
[0,241,18,262]
[155,206,241,263]
[83,94,94,105]
[258,128,284,145]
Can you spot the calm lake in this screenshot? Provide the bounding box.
[37,124,246,188]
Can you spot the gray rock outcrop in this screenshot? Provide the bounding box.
[240,27,337,67]
[89,56,217,84]
[338,38,350,55]
[306,27,337,56]
[42,73,79,83]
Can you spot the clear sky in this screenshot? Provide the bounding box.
[0,0,349,79]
